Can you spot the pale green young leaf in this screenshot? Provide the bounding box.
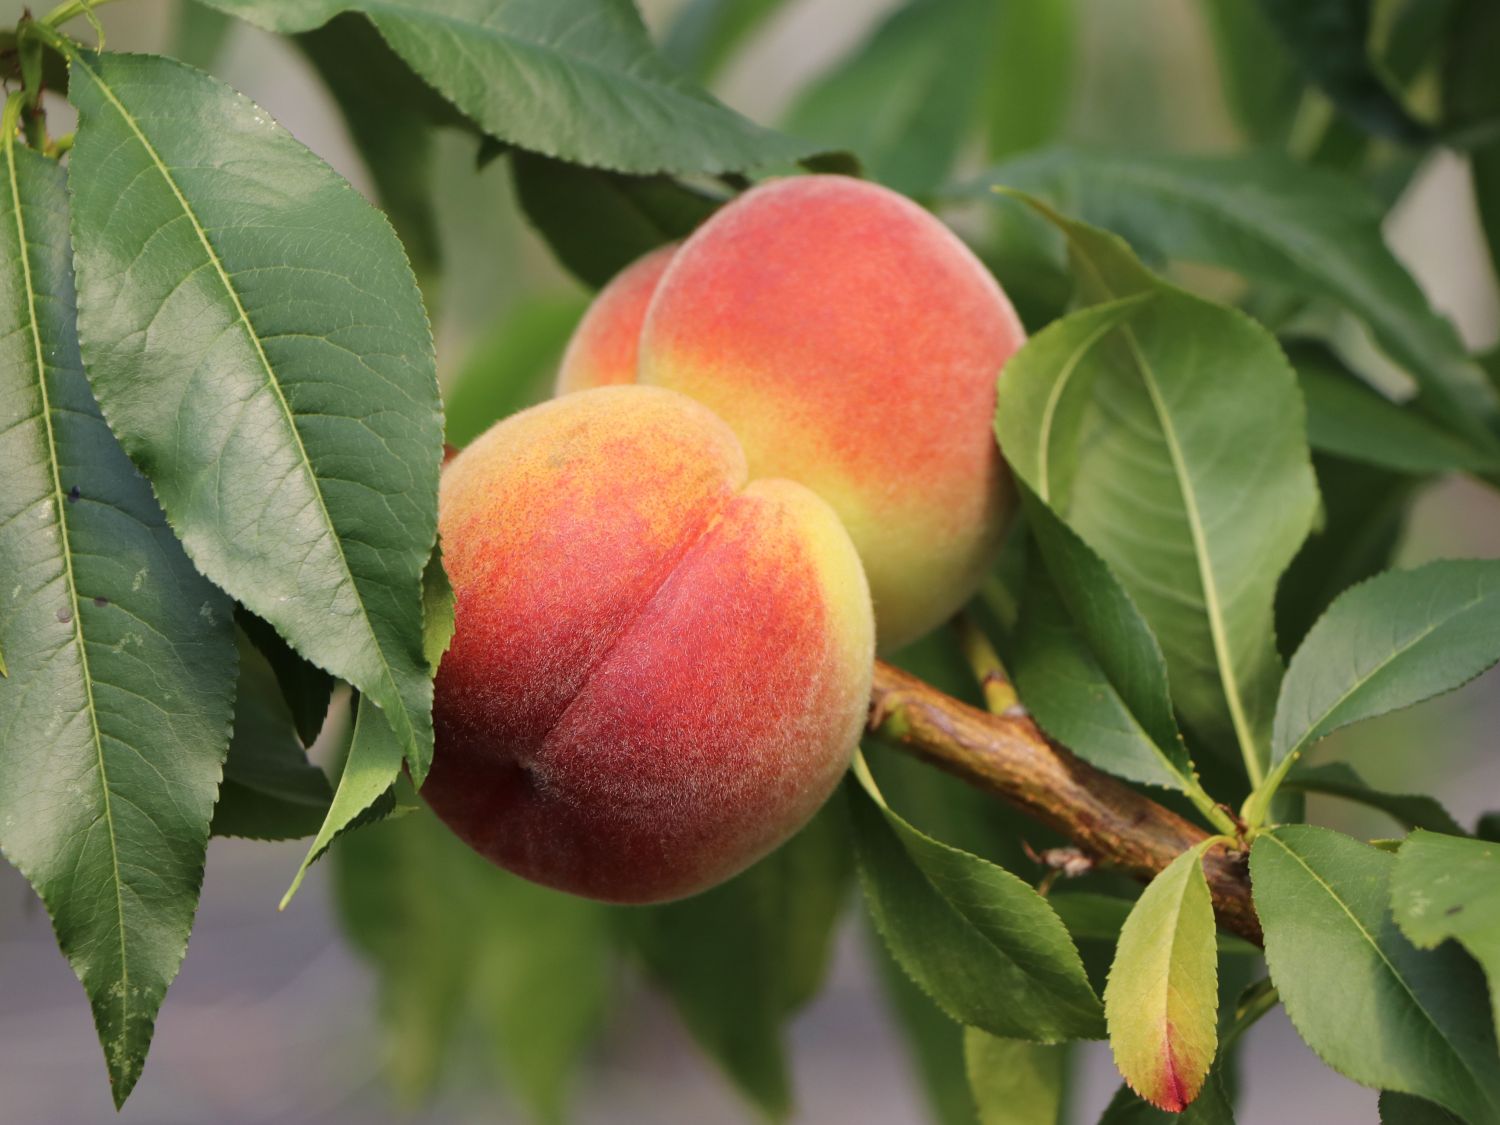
[1391,831,1500,1036]
[211,628,331,841]
[281,694,406,908]
[65,51,442,781]
[1048,892,1260,958]
[0,140,237,1107]
[1251,826,1500,1122]
[1104,842,1220,1112]
[979,151,1500,451]
[1269,560,1500,772]
[848,758,1104,1042]
[196,0,814,174]
[964,1030,1066,1125]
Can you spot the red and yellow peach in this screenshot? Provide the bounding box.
[424,385,874,903]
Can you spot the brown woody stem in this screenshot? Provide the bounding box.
[869,660,1262,945]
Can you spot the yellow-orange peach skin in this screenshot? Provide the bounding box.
[637,175,1026,650]
[424,385,875,903]
[554,243,677,394]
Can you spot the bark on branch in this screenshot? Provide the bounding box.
[869,660,1262,945]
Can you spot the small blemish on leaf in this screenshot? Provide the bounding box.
[56,606,72,624]
[67,485,81,503]
[94,596,109,608]
[1445,904,1464,916]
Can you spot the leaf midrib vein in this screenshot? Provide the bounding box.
[5,139,131,1049]
[75,55,409,751]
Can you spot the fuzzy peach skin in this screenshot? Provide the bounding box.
[554,244,678,394]
[636,175,1026,651]
[424,385,875,903]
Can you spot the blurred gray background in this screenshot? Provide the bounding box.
[1,1,1495,1122]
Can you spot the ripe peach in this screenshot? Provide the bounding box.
[637,175,1025,650]
[425,385,874,903]
[554,244,677,394]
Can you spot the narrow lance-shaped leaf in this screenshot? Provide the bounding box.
[1280,762,1465,837]
[1391,831,1500,1037]
[979,151,1500,451]
[64,50,443,779]
[282,693,407,908]
[847,755,1105,1042]
[1293,343,1500,475]
[1251,825,1500,1123]
[196,0,814,174]
[996,204,1318,776]
[1253,560,1500,819]
[0,139,237,1106]
[1104,841,1220,1112]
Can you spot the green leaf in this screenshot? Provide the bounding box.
[510,151,722,289]
[294,13,466,281]
[1380,1091,1466,1124]
[628,797,852,1119]
[1267,560,1500,779]
[1253,0,1431,143]
[197,0,814,174]
[782,0,993,196]
[0,140,237,1107]
[211,628,332,841]
[965,1030,1066,1125]
[995,214,1318,773]
[1392,830,1500,1037]
[236,608,334,746]
[421,542,454,675]
[335,807,610,1117]
[981,150,1500,451]
[1447,0,1500,283]
[1281,762,1465,836]
[1009,490,1198,795]
[1199,0,1302,146]
[281,693,406,908]
[1104,842,1220,1112]
[1250,825,1500,1122]
[982,0,1074,159]
[1294,343,1499,474]
[848,757,1105,1042]
[65,50,443,780]
[661,0,787,83]
[442,294,587,447]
